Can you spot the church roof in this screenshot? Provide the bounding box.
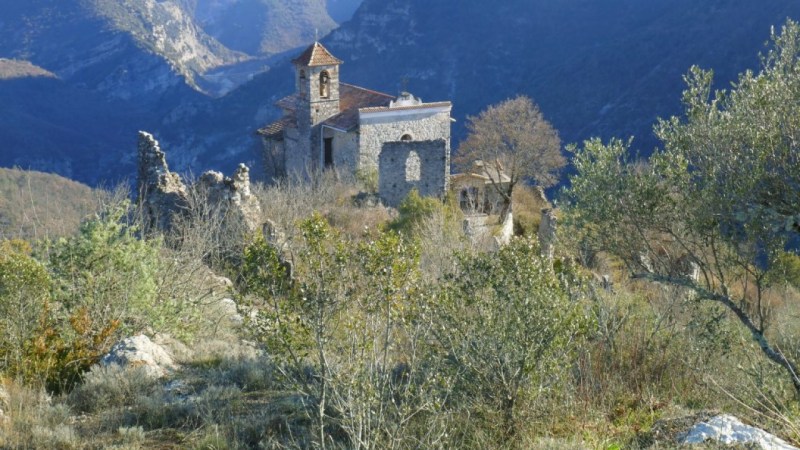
[256,116,294,137]
[322,83,394,131]
[291,42,343,67]
[260,83,394,136]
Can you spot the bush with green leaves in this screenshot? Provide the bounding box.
[48,201,161,332]
[431,238,590,445]
[0,240,52,383]
[242,214,451,448]
[564,19,800,395]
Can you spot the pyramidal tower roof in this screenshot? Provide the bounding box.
[291,42,343,67]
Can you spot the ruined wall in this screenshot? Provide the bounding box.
[196,164,262,233]
[138,131,261,235]
[359,110,451,172]
[137,131,189,232]
[538,208,557,261]
[378,139,449,208]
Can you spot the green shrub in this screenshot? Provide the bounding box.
[432,238,591,444]
[388,189,462,236]
[355,167,379,193]
[0,239,52,382]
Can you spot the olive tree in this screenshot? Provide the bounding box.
[455,96,564,222]
[564,20,800,394]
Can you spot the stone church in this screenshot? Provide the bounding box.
[258,42,453,206]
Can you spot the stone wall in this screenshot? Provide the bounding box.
[378,139,449,208]
[328,129,359,175]
[262,137,286,181]
[283,127,312,179]
[359,109,451,172]
[538,208,557,261]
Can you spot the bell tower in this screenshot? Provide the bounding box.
[292,42,342,128]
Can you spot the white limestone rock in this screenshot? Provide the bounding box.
[0,384,7,421]
[100,335,177,378]
[681,414,797,449]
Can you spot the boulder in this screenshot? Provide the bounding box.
[681,414,797,449]
[0,384,6,421]
[100,335,177,378]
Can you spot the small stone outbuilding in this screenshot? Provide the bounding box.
[450,160,511,215]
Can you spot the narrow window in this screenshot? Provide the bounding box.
[324,138,334,168]
[320,71,330,98]
[299,70,306,80]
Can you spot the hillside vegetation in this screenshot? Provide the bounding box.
[0,168,100,240]
[2,18,800,450]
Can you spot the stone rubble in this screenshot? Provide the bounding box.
[100,334,177,378]
[681,414,797,449]
[538,208,557,261]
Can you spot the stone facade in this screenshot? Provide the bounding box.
[359,106,452,172]
[378,139,449,208]
[258,42,452,187]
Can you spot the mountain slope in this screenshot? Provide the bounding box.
[0,0,353,184]
[0,168,98,240]
[320,0,800,152]
[0,0,246,98]
[192,0,337,56]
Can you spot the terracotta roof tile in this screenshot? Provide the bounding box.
[276,94,301,112]
[257,116,294,137]
[322,83,394,131]
[291,42,343,67]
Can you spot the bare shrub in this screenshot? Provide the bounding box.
[68,365,159,414]
[0,381,79,449]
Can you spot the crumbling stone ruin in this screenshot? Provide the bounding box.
[196,164,262,232]
[538,208,557,261]
[378,139,449,208]
[137,131,190,232]
[137,131,261,235]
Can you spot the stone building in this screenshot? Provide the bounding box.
[450,160,511,215]
[258,42,453,205]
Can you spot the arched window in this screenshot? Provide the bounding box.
[319,71,330,98]
[400,133,413,141]
[405,150,421,181]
